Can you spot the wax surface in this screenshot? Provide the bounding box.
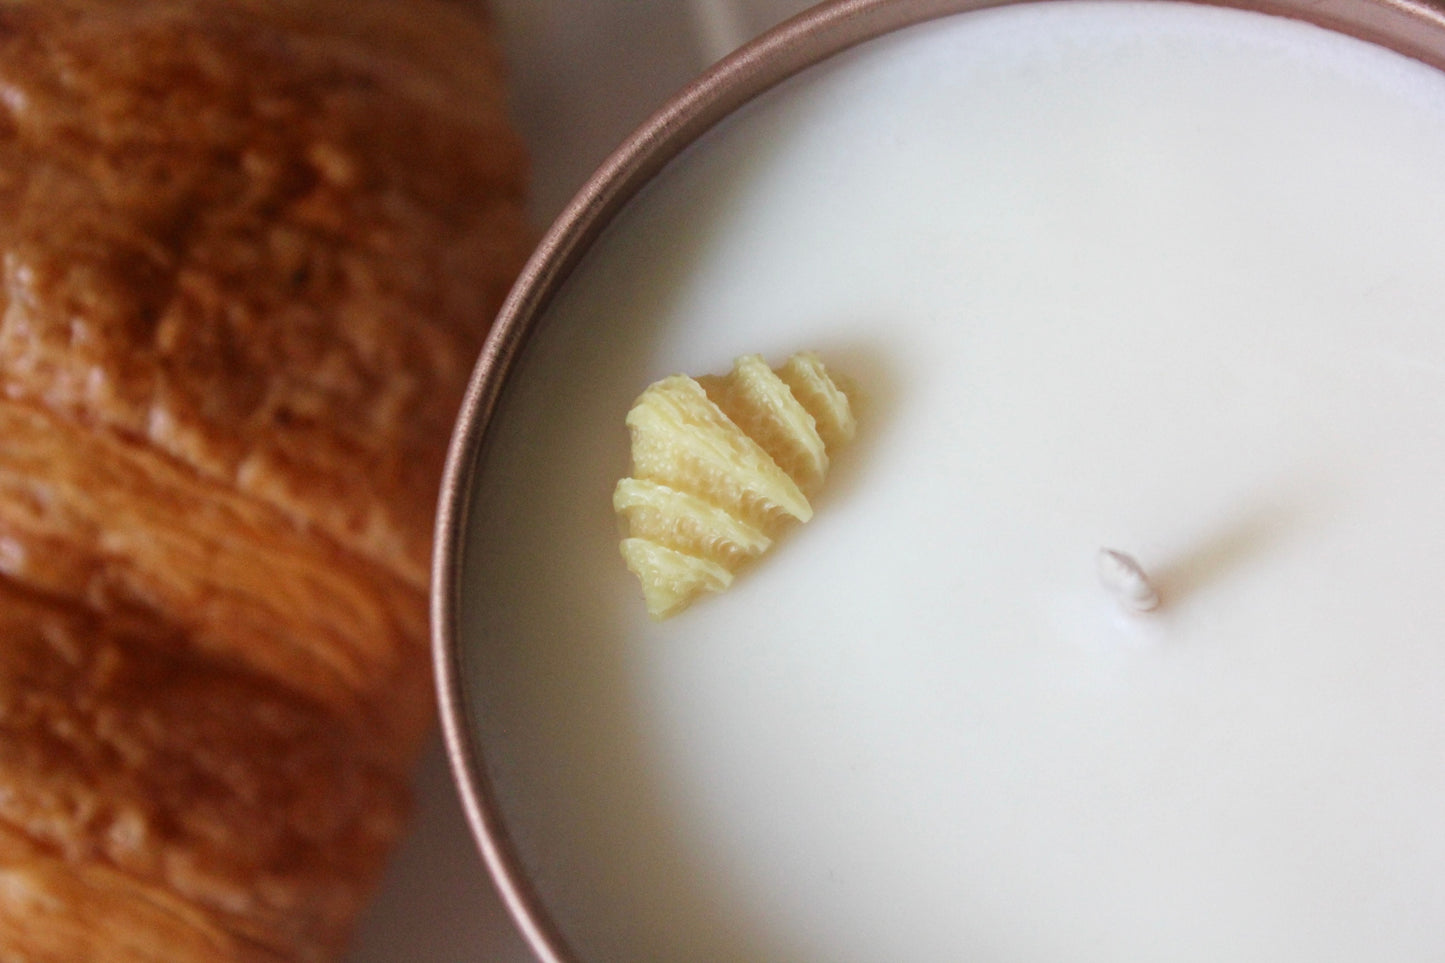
[461,3,1445,960]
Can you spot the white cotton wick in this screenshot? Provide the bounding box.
[1097,548,1160,613]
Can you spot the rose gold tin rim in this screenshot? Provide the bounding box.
[433,0,1445,960]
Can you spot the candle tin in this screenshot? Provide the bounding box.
[433,2,1445,961]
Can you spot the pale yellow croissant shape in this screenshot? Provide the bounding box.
[616,352,855,618]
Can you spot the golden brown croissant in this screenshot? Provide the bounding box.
[0,0,529,958]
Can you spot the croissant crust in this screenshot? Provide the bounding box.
[0,0,530,958]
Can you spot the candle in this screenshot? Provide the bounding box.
[455,3,1445,960]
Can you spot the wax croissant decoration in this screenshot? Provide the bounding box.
[615,352,856,618]
[0,0,529,959]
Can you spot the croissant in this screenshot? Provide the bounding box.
[615,353,856,618]
[0,0,529,958]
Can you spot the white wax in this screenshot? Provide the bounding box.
[460,3,1445,961]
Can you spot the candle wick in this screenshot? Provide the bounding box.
[1097,548,1160,613]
